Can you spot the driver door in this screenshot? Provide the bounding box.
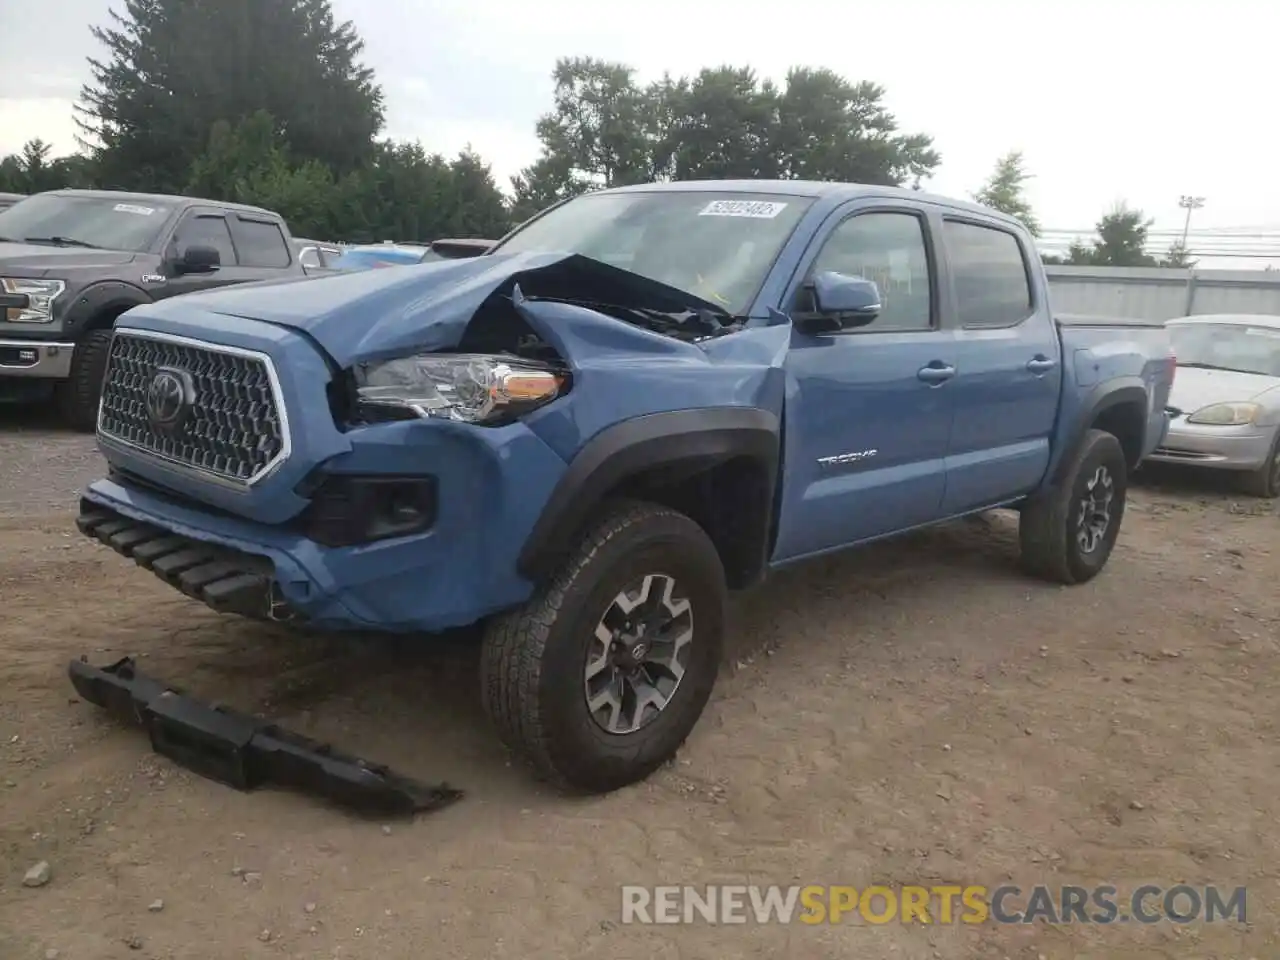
[772,202,957,561]
[153,209,248,301]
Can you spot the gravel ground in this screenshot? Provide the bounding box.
[1,408,1277,960]
[0,406,104,510]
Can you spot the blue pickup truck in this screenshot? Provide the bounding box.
[77,180,1175,793]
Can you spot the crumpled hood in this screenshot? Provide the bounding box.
[0,241,138,273]
[129,250,724,367]
[1169,366,1280,413]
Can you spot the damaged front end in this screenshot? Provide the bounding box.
[319,254,761,431]
[81,249,787,634]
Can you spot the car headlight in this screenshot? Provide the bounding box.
[1,277,65,323]
[1185,401,1261,426]
[352,353,565,425]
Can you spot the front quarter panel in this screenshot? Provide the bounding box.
[61,278,155,337]
[515,297,789,461]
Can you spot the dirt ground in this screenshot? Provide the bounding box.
[1,407,1277,960]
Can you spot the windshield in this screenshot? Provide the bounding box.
[1170,321,1280,377]
[0,194,171,252]
[494,191,814,316]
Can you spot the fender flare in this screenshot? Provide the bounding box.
[1050,380,1149,486]
[62,281,153,337]
[517,407,781,583]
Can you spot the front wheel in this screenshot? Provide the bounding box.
[1239,433,1280,499]
[56,329,114,432]
[480,500,726,793]
[1019,428,1128,584]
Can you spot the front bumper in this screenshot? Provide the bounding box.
[1146,418,1276,471]
[78,501,293,622]
[78,459,558,633]
[0,338,75,378]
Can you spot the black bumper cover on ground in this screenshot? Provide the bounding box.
[70,656,463,816]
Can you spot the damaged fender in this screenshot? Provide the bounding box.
[508,286,791,587]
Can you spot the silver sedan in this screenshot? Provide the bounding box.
[1147,313,1280,497]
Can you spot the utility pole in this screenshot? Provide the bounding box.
[1178,195,1205,246]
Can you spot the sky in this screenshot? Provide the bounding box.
[1,0,1277,265]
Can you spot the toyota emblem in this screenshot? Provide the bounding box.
[146,367,195,432]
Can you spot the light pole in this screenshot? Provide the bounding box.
[1178,195,1205,247]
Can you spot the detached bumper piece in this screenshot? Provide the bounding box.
[76,499,300,623]
[69,657,463,816]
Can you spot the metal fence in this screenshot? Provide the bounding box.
[1045,265,1280,321]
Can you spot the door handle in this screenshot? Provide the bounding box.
[1026,356,1058,374]
[917,362,956,384]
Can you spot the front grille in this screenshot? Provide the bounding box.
[98,330,289,486]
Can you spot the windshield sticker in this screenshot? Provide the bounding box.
[113,203,156,216]
[698,199,788,219]
[1245,327,1280,339]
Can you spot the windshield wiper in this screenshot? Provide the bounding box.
[23,235,102,249]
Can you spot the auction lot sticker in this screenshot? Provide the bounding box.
[699,199,788,219]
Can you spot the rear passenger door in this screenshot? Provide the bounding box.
[227,214,296,280]
[939,217,1063,514]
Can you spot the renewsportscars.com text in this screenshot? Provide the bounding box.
[620,884,1247,925]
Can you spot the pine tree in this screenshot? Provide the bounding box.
[973,150,1041,237]
[76,0,384,193]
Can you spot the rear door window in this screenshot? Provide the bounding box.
[229,217,292,268]
[943,220,1034,327]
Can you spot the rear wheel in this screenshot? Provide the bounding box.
[480,499,726,793]
[1020,428,1128,584]
[1239,433,1280,499]
[56,329,114,432]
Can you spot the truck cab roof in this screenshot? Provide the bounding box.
[597,179,1022,230]
[39,189,280,219]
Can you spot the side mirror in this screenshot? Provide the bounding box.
[176,244,220,274]
[797,271,882,333]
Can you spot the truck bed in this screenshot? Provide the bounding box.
[1050,313,1176,470]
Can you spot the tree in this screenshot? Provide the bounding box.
[1065,204,1158,267]
[1160,241,1196,269]
[973,150,1040,236]
[663,66,781,181]
[77,0,384,193]
[0,139,97,194]
[185,111,337,237]
[769,69,938,186]
[180,114,512,242]
[512,57,940,220]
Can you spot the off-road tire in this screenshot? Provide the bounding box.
[1020,428,1128,585]
[1239,433,1280,499]
[480,499,727,793]
[57,328,114,432]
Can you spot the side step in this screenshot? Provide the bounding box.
[69,656,462,817]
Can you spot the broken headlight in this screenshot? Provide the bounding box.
[352,353,565,425]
